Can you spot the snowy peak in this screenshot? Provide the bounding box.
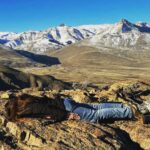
[114,19,137,33]
[46,25,87,45]
[135,22,150,33]
[0,25,104,53]
[1,19,150,53]
[120,19,131,24]
[113,19,150,33]
[119,19,134,27]
[120,19,136,32]
[84,19,150,49]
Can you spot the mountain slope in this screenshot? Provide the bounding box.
[0,45,38,67]
[0,45,60,67]
[0,65,71,90]
[51,44,150,67]
[47,45,150,84]
[83,19,150,49]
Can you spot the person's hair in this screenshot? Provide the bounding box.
[5,94,49,121]
[5,97,18,121]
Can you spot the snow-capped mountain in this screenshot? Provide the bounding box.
[0,24,110,53]
[84,19,150,49]
[0,19,150,53]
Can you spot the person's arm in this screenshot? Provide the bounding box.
[43,112,80,121]
[67,112,80,120]
[44,107,69,122]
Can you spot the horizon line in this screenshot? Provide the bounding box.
[0,18,150,33]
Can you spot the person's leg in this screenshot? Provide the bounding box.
[64,98,124,111]
[63,98,96,112]
[72,106,133,123]
[63,98,78,112]
[93,106,133,123]
[73,107,97,122]
[88,102,124,110]
[63,98,133,123]
[63,99,99,122]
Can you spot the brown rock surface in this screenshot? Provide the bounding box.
[0,80,150,150]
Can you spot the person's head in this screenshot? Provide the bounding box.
[5,96,18,121]
[5,94,44,121]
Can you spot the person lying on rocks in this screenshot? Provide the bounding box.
[5,94,137,123]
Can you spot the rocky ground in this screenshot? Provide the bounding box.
[0,80,150,150]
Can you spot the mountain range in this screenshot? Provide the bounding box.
[0,24,110,53]
[1,19,150,53]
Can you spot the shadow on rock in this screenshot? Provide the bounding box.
[103,124,143,150]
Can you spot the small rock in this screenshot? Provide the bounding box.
[0,91,16,99]
[0,116,6,126]
[0,92,10,99]
[6,122,45,147]
[6,122,21,138]
[20,130,45,147]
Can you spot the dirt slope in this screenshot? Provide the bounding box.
[0,46,60,67]
[0,65,71,91]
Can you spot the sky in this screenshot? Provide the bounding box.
[0,0,150,32]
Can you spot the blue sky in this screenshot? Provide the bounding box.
[0,0,150,32]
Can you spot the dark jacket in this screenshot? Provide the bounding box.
[5,95,68,121]
[17,98,68,122]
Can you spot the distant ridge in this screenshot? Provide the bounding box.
[0,19,150,53]
[0,45,60,67]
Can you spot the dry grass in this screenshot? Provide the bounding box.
[23,45,150,86]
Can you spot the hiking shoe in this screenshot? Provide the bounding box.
[142,114,150,124]
[137,101,150,115]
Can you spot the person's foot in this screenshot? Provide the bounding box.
[67,113,80,120]
[137,102,150,115]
